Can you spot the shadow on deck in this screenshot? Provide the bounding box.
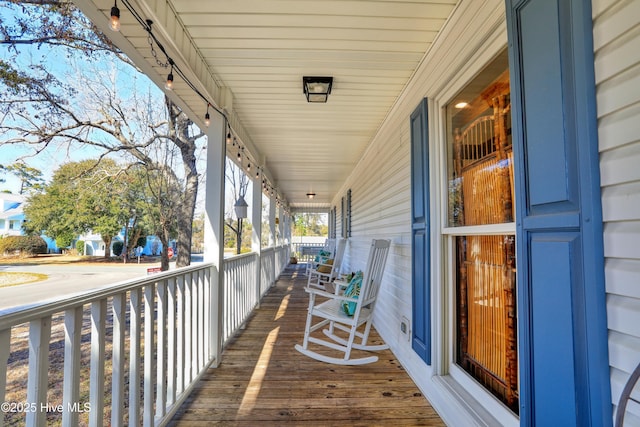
[169,263,445,426]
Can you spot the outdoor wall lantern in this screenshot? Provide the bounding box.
[303,76,333,103]
[234,196,248,219]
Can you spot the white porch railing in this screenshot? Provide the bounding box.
[275,244,290,275]
[261,247,276,295]
[290,242,323,258]
[222,252,258,341]
[0,245,288,427]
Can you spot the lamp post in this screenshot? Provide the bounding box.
[122,213,136,263]
[234,195,248,254]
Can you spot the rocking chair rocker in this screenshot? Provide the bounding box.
[295,239,391,365]
[307,238,347,291]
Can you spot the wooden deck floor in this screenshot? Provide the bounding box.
[169,263,445,426]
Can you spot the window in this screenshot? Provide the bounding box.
[341,196,346,238]
[330,206,337,239]
[9,220,21,231]
[444,50,518,413]
[0,219,5,230]
[346,189,352,237]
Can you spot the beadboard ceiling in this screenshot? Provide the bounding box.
[75,0,459,211]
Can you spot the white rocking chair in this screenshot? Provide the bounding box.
[304,238,336,276]
[295,239,391,365]
[307,238,347,291]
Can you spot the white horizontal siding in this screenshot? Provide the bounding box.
[594,0,640,422]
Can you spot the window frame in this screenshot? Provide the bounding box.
[431,47,519,427]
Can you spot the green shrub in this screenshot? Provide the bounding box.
[112,241,124,256]
[76,240,85,255]
[55,232,74,249]
[0,235,48,256]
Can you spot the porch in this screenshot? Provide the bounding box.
[0,250,443,426]
[169,262,444,426]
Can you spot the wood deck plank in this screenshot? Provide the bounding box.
[169,263,444,426]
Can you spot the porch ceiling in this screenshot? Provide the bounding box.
[75,0,459,210]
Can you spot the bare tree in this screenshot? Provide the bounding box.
[0,2,205,269]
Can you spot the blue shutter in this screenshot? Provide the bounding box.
[506,0,612,425]
[411,98,430,364]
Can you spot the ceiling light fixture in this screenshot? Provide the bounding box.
[303,76,333,103]
[306,192,316,199]
[455,102,468,109]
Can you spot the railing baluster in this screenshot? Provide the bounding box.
[143,283,155,426]
[195,271,206,371]
[167,277,177,406]
[90,299,107,427]
[191,273,199,373]
[202,270,212,368]
[129,288,142,426]
[156,280,167,419]
[111,294,126,427]
[225,265,230,339]
[184,275,192,385]
[62,307,82,427]
[0,329,11,427]
[26,316,51,427]
[209,265,220,366]
[176,275,185,394]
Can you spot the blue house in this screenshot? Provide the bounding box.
[0,193,25,238]
[0,193,58,253]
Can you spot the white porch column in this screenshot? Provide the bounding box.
[252,177,262,305]
[277,206,284,246]
[203,112,226,367]
[284,211,291,245]
[269,193,276,247]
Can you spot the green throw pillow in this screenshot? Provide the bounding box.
[314,249,332,263]
[342,271,363,316]
[317,258,334,273]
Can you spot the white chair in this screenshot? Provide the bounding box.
[305,238,336,276]
[307,238,346,291]
[295,239,391,365]
[323,238,336,254]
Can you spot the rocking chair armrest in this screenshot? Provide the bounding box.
[333,279,349,295]
[304,287,359,303]
[304,287,338,300]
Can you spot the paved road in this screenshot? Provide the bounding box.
[0,263,155,311]
[0,255,205,312]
